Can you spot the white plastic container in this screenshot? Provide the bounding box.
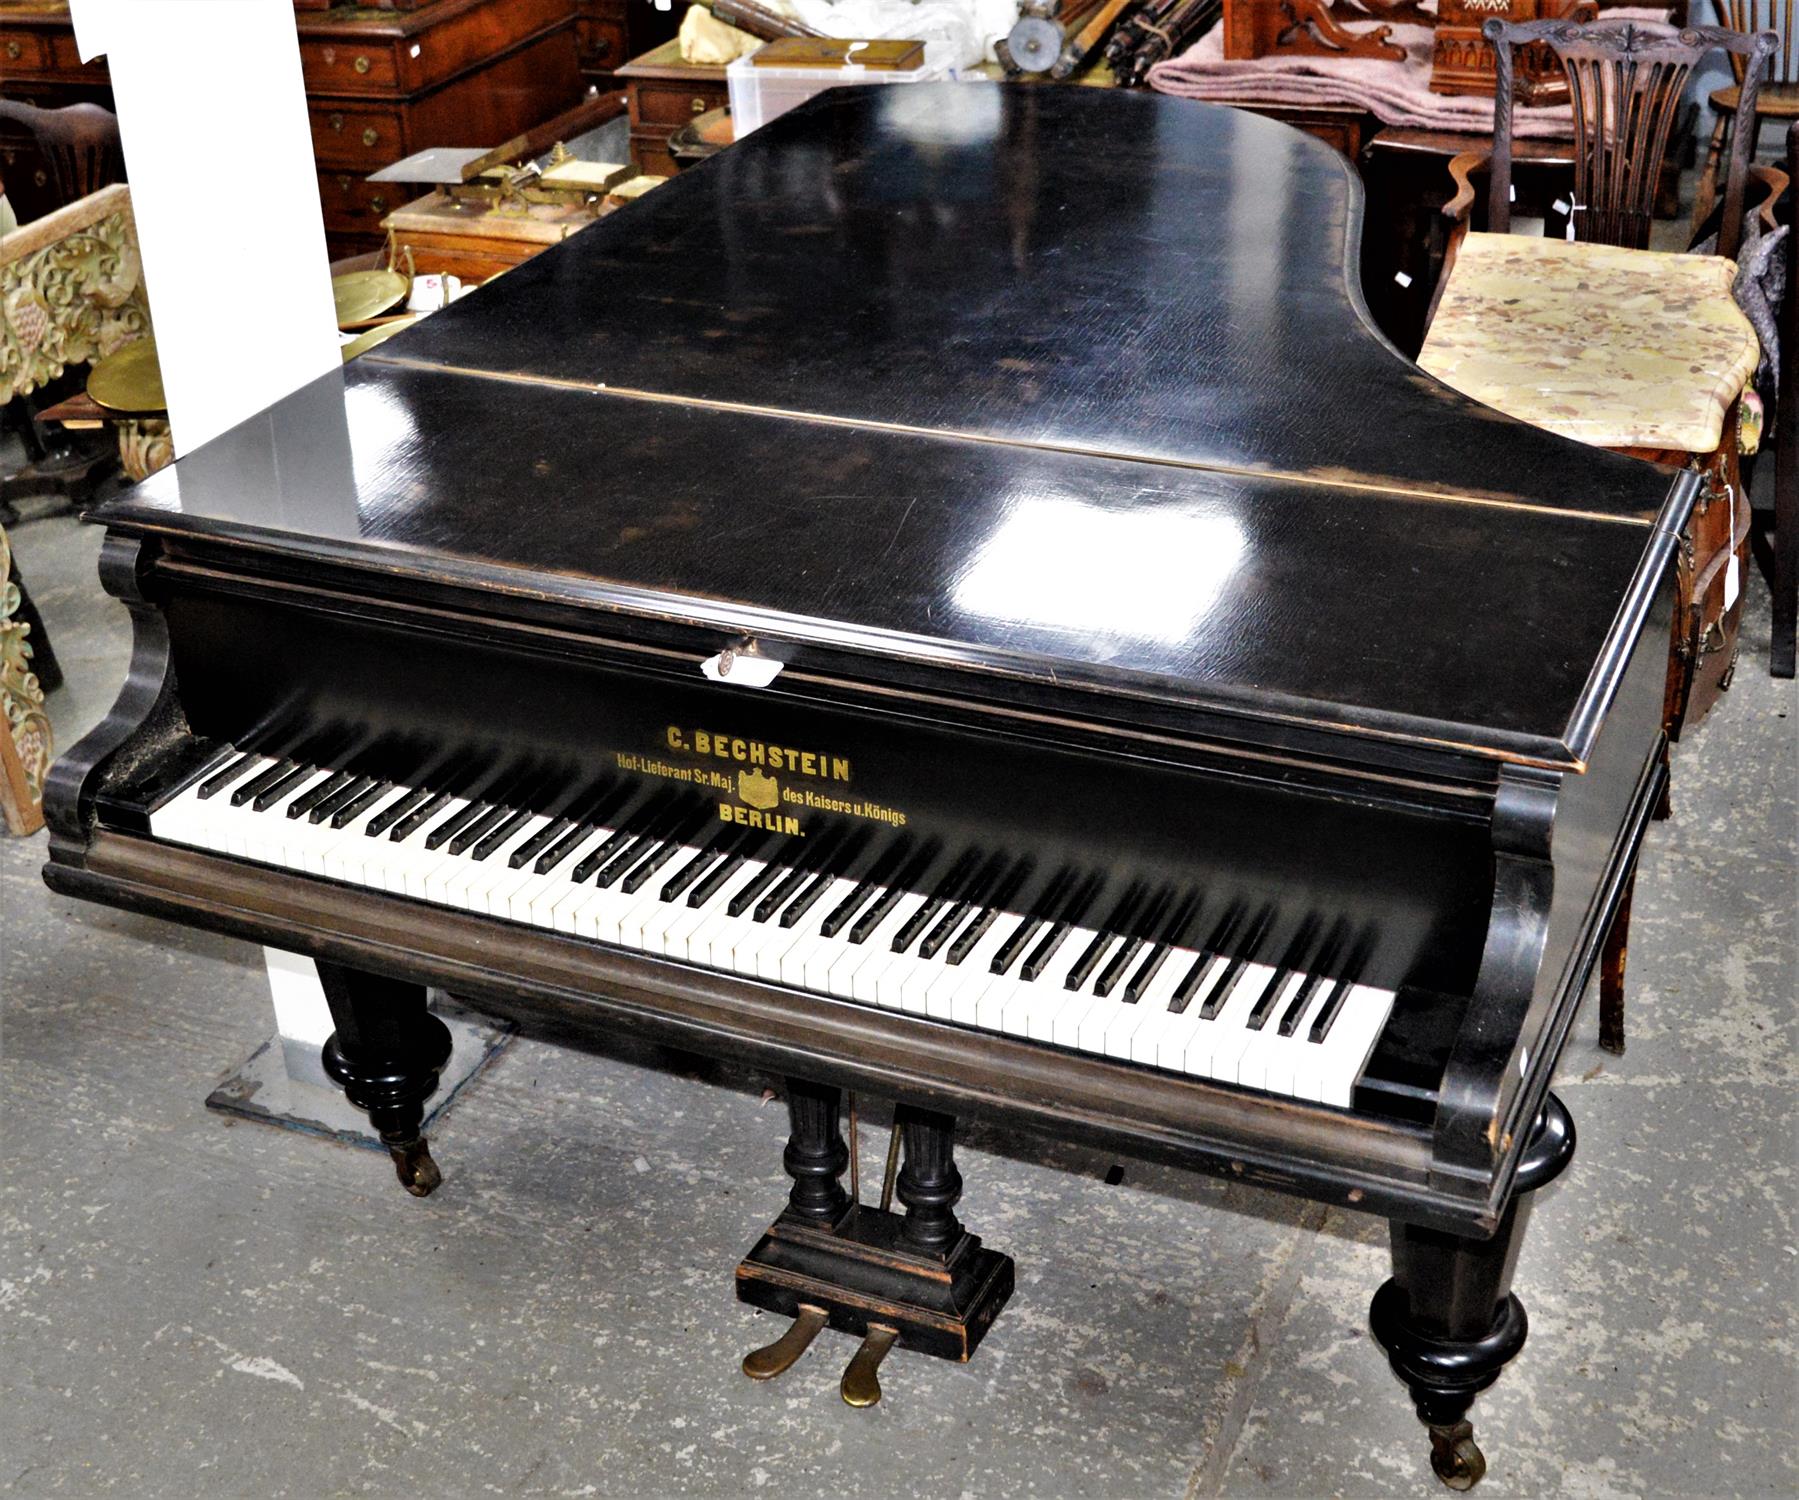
[728,43,939,136]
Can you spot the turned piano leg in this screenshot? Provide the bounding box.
[895,1104,963,1253]
[316,961,454,1197]
[783,1076,852,1223]
[1370,1096,1576,1490]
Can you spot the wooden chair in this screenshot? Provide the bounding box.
[1694,0,1799,237]
[0,100,123,211]
[1441,18,1776,263]
[1422,19,1780,1054]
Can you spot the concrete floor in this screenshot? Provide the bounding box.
[2,508,1795,1499]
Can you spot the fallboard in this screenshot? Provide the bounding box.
[135,567,1498,1001]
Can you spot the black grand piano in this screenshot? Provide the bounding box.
[44,85,1691,1487]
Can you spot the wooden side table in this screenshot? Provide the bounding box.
[617,40,728,178]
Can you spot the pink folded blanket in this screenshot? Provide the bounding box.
[1147,13,1668,138]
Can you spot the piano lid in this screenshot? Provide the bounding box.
[93,86,1688,772]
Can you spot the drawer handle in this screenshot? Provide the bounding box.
[354,54,371,74]
[329,112,345,131]
[593,36,613,58]
[5,40,21,60]
[371,194,388,215]
[362,126,379,147]
[691,96,707,114]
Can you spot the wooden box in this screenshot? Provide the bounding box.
[1428,0,1596,104]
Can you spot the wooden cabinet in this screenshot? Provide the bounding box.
[0,0,586,257]
[575,0,679,87]
[616,40,727,178]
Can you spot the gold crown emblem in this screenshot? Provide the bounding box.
[738,767,779,811]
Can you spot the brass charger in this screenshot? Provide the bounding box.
[86,338,167,416]
[332,269,410,328]
[341,316,419,362]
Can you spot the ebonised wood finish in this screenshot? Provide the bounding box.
[42,88,1692,1484]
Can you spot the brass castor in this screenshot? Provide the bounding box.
[389,1138,442,1197]
[1429,1422,1487,1491]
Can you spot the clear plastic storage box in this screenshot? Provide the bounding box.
[728,43,939,136]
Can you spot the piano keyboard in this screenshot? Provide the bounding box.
[148,752,1396,1107]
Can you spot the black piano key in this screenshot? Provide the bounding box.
[776,867,837,927]
[688,840,759,909]
[1198,906,1275,1021]
[1094,887,1173,998]
[1246,917,1323,1032]
[726,856,788,917]
[662,833,738,904]
[848,842,940,944]
[1307,927,1375,1044]
[992,913,1047,975]
[390,791,451,841]
[570,823,641,882]
[1277,970,1329,1038]
[1245,968,1294,1032]
[1170,949,1220,1013]
[1021,871,1106,982]
[365,786,429,839]
[328,779,390,829]
[916,851,1009,961]
[821,838,912,939]
[511,815,572,869]
[621,808,714,895]
[754,851,826,922]
[307,774,369,824]
[1064,928,1119,992]
[1307,976,1356,1044]
[1128,890,1205,1005]
[285,769,352,819]
[250,762,317,812]
[472,807,540,862]
[1187,899,1259,1014]
[946,907,1000,966]
[448,801,514,856]
[424,799,486,851]
[1065,884,1150,991]
[892,848,982,954]
[230,758,297,808]
[597,800,697,890]
[197,752,261,800]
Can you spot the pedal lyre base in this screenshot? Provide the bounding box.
[736,1202,1015,1365]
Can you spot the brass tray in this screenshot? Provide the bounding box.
[333,269,409,327]
[87,339,166,416]
[341,316,418,362]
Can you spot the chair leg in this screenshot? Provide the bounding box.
[1692,112,1730,239]
[1598,871,1635,1056]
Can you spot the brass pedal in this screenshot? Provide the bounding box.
[742,1302,828,1381]
[840,1323,899,1408]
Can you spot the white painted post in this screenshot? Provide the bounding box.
[72,0,343,1075]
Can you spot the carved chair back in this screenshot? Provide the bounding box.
[0,101,124,210]
[1710,0,1795,86]
[1486,19,1774,259]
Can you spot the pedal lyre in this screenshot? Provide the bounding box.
[742,1302,828,1381]
[840,1323,899,1408]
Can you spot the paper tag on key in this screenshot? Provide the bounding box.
[1725,553,1741,611]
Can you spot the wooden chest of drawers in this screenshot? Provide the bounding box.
[574,0,679,86]
[615,39,728,178]
[1,0,586,257]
